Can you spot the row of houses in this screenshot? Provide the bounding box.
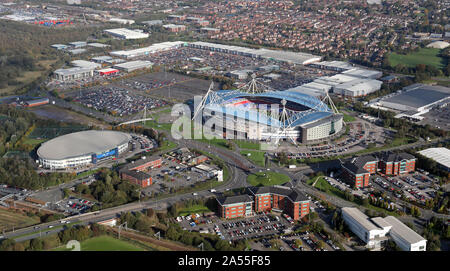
[341,152,416,188]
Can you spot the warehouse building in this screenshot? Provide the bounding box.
[104,28,149,40]
[69,41,87,48]
[142,20,163,26]
[67,48,87,55]
[71,60,102,70]
[372,84,450,119]
[54,67,94,81]
[91,56,113,63]
[333,78,383,97]
[110,41,186,59]
[189,41,321,65]
[87,43,110,48]
[109,18,134,25]
[113,60,153,72]
[51,44,68,50]
[417,147,450,172]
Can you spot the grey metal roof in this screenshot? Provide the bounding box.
[216,195,253,206]
[121,169,151,180]
[418,147,450,169]
[378,152,415,163]
[342,155,377,175]
[37,130,131,160]
[248,185,309,202]
[382,85,450,108]
[383,216,426,245]
[342,207,381,232]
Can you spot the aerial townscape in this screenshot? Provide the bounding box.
[0,0,449,256]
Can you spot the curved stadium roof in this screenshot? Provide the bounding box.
[204,90,332,128]
[37,130,131,160]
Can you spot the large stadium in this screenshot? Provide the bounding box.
[37,130,131,169]
[193,81,344,144]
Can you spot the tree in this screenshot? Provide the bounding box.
[30,238,43,251]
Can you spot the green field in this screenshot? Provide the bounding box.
[343,114,356,123]
[0,208,40,231]
[389,48,445,70]
[54,235,144,251]
[240,150,266,167]
[313,177,346,199]
[198,138,231,149]
[234,140,261,150]
[158,140,178,152]
[178,204,213,217]
[247,171,290,187]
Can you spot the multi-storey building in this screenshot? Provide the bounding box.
[341,152,416,188]
[249,186,310,220]
[341,155,378,188]
[216,195,254,219]
[378,152,416,176]
[216,185,310,220]
[121,170,152,188]
[342,207,426,251]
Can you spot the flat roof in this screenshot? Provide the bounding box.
[104,28,149,39]
[383,216,426,245]
[418,147,450,169]
[37,130,131,160]
[54,67,93,76]
[114,60,153,70]
[381,84,450,109]
[71,60,101,69]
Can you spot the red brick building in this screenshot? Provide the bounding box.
[216,195,254,219]
[121,170,152,188]
[119,156,162,187]
[378,152,416,176]
[248,186,310,220]
[341,155,378,188]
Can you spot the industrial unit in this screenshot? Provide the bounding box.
[113,60,153,72]
[417,147,450,172]
[371,84,450,120]
[110,41,186,59]
[104,28,149,40]
[53,67,94,81]
[342,207,427,251]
